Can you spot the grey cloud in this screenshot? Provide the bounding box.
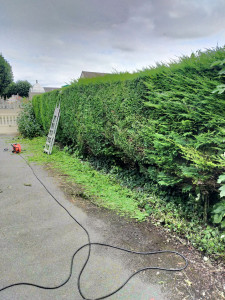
[1,0,224,45]
[0,0,224,86]
[107,0,225,54]
[151,0,225,38]
[0,0,133,33]
[112,44,136,52]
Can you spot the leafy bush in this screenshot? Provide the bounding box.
[211,200,225,229]
[17,103,43,138]
[32,47,225,223]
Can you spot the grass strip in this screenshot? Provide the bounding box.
[17,136,147,221]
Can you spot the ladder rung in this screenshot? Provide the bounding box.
[44,103,60,155]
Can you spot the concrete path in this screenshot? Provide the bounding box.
[0,137,169,300]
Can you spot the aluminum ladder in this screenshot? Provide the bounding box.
[43,103,60,155]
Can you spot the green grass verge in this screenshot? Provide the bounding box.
[18,136,147,221]
[16,136,225,260]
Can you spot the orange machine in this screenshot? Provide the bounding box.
[11,144,21,153]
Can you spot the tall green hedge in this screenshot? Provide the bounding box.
[33,47,225,212]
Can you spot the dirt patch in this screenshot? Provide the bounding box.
[45,164,225,300]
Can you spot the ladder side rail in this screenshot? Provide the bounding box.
[51,112,60,136]
[44,103,60,155]
[47,111,60,154]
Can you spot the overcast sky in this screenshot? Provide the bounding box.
[0,0,225,87]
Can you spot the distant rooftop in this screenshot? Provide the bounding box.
[29,80,59,100]
[29,80,45,93]
[80,71,110,79]
[44,87,59,93]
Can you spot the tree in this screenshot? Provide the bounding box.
[0,54,13,98]
[6,82,17,98]
[15,80,32,97]
[6,80,32,98]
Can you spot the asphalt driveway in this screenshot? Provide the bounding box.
[0,137,169,300]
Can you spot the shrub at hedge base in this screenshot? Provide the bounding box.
[32,47,225,221]
[17,103,43,138]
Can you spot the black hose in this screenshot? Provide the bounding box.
[0,153,188,299]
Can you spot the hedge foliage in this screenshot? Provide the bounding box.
[32,47,225,217]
